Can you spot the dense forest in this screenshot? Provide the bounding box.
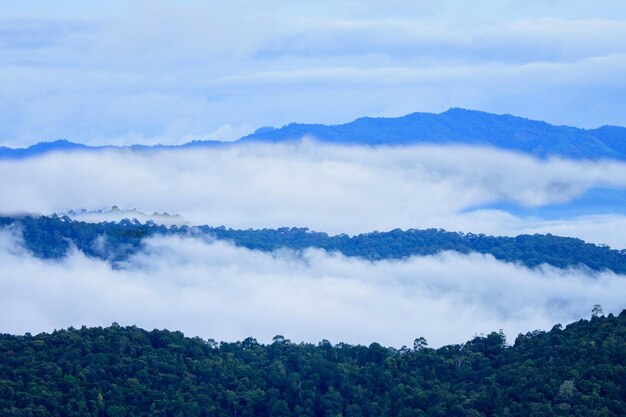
[1,215,626,273]
[0,311,624,416]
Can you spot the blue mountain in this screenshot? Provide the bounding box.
[0,139,224,159]
[241,108,626,159]
[2,109,626,160]
[0,139,89,158]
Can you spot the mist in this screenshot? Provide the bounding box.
[2,142,626,247]
[0,228,623,347]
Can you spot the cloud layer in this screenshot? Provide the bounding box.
[2,1,626,145]
[1,228,624,347]
[2,143,626,247]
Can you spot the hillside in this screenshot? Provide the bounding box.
[241,108,626,159]
[0,312,624,416]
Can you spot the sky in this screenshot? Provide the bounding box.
[2,1,626,145]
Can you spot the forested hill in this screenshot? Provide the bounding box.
[2,216,626,273]
[3,109,626,160]
[1,312,625,416]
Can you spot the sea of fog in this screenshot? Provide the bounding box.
[1,141,626,346]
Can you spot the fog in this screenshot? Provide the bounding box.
[3,143,625,343]
[2,142,626,247]
[0,229,623,347]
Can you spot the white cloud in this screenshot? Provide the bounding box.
[0,229,623,347]
[2,3,626,145]
[1,143,626,247]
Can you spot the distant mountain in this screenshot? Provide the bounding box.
[0,139,90,159]
[2,109,626,160]
[0,139,224,159]
[241,108,626,159]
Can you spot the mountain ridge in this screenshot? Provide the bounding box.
[2,108,626,160]
[3,215,626,273]
[240,108,626,159]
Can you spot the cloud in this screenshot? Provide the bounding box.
[1,143,626,247]
[0,228,623,347]
[2,2,626,145]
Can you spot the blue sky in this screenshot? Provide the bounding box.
[2,0,626,145]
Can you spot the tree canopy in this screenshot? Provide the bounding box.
[0,311,624,416]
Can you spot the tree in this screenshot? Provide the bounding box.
[592,304,604,317]
[413,337,428,351]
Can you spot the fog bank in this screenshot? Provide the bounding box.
[1,229,623,347]
[2,143,626,247]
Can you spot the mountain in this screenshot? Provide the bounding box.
[1,312,624,416]
[3,215,625,273]
[2,109,626,160]
[241,108,626,159]
[0,139,90,159]
[0,139,224,159]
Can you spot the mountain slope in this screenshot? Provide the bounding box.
[241,108,626,159]
[0,312,624,416]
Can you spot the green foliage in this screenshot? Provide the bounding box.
[0,312,625,416]
[2,216,626,273]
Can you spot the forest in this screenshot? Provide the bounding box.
[0,311,624,416]
[1,215,626,273]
